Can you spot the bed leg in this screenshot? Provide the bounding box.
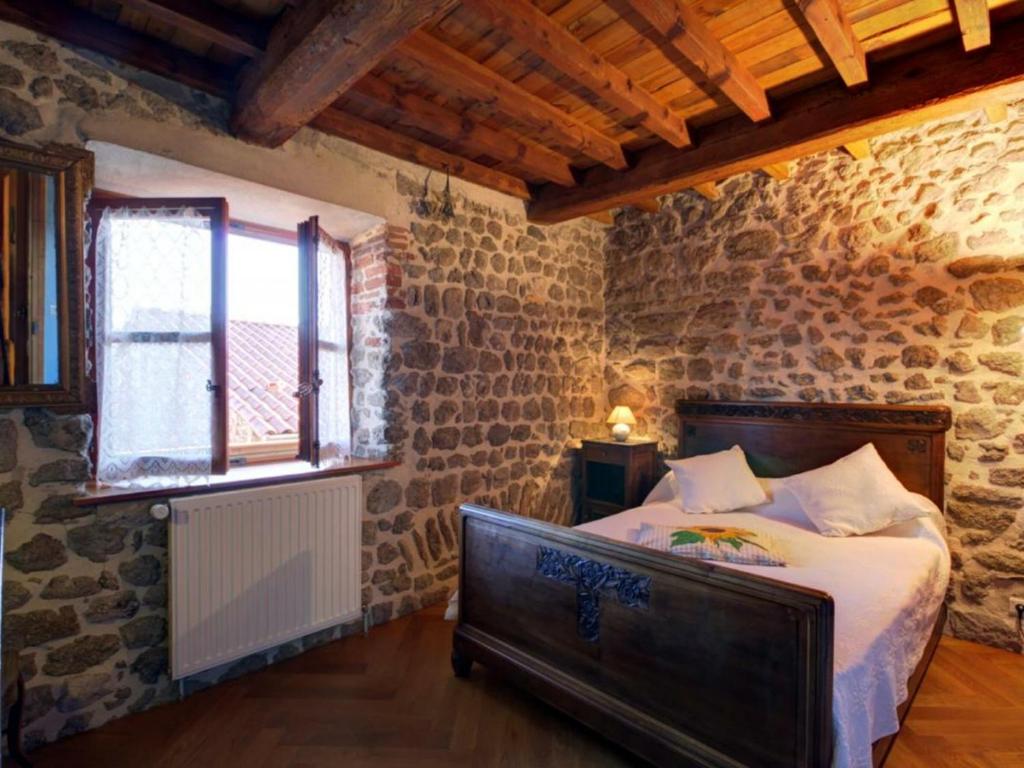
[451,645,473,678]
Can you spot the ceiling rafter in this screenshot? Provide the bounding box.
[528,16,1024,222]
[462,0,690,148]
[762,162,791,181]
[0,0,234,96]
[312,109,530,200]
[2,0,1021,218]
[233,0,458,147]
[953,0,991,51]
[400,31,629,170]
[692,182,721,200]
[843,140,871,160]
[623,0,770,123]
[797,0,868,87]
[348,75,577,187]
[114,0,268,58]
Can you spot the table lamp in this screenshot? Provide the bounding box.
[607,405,636,442]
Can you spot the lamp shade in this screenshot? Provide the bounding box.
[606,405,636,425]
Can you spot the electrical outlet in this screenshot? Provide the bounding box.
[1011,596,1024,614]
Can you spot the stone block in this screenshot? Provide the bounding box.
[84,591,140,623]
[119,616,167,649]
[119,555,162,587]
[7,533,67,573]
[4,606,79,649]
[43,635,121,676]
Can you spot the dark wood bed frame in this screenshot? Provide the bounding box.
[452,400,952,768]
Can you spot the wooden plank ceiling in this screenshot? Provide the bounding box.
[3,0,1024,222]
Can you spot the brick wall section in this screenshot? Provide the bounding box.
[350,224,406,322]
[604,101,1024,652]
[350,224,401,460]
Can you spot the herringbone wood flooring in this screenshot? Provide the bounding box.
[886,636,1024,768]
[31,605,1024,767]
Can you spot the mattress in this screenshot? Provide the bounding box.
[575,492,951,768]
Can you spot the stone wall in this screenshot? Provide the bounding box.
[604,101,1024,651]
[349,190,606,624]
[0,24,606,750]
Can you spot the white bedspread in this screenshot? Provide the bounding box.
[576,499,950,768]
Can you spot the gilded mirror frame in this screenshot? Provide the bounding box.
[0,139,92,411]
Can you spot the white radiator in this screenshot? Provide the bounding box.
[168,475,363,680]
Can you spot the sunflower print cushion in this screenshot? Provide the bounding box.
[631,523,787,567]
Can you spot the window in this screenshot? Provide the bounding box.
[87,197,351,486]
[226,230,300,464]
[298,218,352,467]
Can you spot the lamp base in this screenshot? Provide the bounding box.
[611,423,631,442]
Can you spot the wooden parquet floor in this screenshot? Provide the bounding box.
[31,605,1024,768]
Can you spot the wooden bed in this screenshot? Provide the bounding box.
[451,400,952,768]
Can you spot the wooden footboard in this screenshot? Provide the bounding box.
[453,504,835,768]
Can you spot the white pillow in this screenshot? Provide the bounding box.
[747,477,813,529]
[665,445,767,514]
[782,443,933,537]
[642,473,808,524]
[643,471,679,506]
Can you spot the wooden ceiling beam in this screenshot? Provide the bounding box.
[463,0,690,148]
[349,75,577,187]
[692,182,720,200]
[843,139,871,159]
[797,0,868,87]
[400,32,628,170]
[0,0,234,96]
[624,0,769,122]
[114,0,268,58]
[232,0,457,147]
[528,17,1024,223]
[312,109,530,200]
[953,0,991,51]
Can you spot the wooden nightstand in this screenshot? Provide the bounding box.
[578,439,658,524]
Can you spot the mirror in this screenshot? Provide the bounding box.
[0,140,91,409]
[2,168,60,385]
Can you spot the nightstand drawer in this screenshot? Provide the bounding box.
[582,442,633,465]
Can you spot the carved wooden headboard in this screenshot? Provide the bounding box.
[676,401,952,509]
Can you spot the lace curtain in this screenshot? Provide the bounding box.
[95,206,215,485]
[316,233,352,464]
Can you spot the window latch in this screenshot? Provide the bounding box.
[293,373,323,399]
[206,379,221,394]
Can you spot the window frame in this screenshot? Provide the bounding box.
[297,216,354,468]
[87,195,229,476]
[86,196,354,484]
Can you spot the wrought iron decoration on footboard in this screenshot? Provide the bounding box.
[536,546,651,643]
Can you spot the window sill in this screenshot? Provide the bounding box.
[73,457,400,507]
